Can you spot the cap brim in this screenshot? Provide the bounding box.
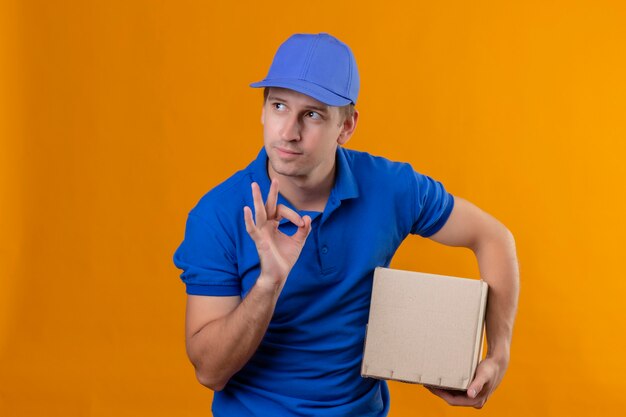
[250,78,352,106]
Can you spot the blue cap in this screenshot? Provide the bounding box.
[250,33,359,106]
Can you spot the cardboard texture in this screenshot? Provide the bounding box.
[361,267,488,390]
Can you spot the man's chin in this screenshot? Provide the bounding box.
[271,168,302,178]
[268,161,304,179]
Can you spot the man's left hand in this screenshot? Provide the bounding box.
[425,355,508,409]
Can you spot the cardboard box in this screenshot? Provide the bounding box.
[361,267,488,390]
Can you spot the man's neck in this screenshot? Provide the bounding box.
[268,165,335,213]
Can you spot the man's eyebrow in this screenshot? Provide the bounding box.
[306,104,330,113]
[267,95,330,113]
[267,94,287,103]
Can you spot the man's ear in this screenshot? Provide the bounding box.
[337,109,359,146]
[261,107,265,125]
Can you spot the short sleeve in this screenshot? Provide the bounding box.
[410,170,455,237]
[173,213,241,296]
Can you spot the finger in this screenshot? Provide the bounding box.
[292,215,312,245]
[276,204,304,227]
[243,206,257,237]
[425,386,456,404]
[251,182,266,224]
[467,383,483,399]
[265,179,279,219]
[467,363,490,399]
[426,386,481,407]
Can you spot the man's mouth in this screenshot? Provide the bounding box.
[275,146,302,156]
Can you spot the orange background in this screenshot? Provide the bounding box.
[1,1,625,416]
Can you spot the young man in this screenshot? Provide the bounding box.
[174,33,519,416]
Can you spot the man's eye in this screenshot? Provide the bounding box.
[273,103,286,110]
[306,111,321,120]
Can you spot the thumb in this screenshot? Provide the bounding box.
[467,385,482,399]
[467,368,488,399]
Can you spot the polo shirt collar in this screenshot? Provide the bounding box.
[333,146,359,201]
[250,147,272,193]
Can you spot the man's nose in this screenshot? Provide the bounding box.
[279,114,301,141]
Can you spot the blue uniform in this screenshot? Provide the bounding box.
[174,147,454,416]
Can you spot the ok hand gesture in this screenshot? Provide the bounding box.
[243,180,312,293]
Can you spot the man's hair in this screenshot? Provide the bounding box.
[263,87,355,126]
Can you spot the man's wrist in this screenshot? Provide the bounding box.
[486,346,510,368]
[254,273,284,296]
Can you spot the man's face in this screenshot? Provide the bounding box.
[261,87,355,184]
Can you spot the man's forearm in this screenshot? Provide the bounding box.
[186,276,281,391]
[474,226,519,362]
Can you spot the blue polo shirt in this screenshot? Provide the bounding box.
[173,147,454,417]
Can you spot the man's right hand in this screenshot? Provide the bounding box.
[186,179,311,391]
[243,180,312,293]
